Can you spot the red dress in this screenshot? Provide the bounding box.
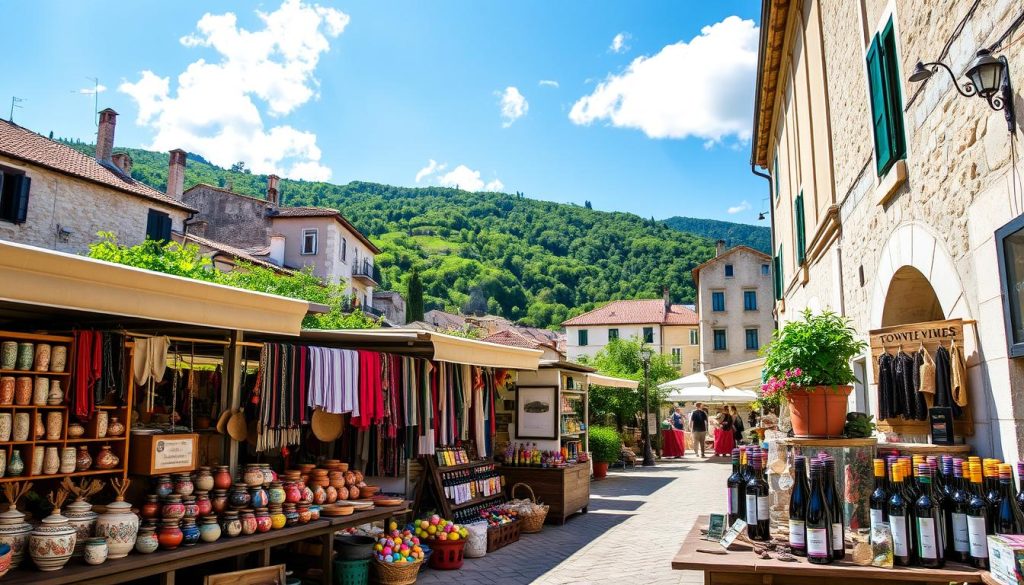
[713,416,736,456]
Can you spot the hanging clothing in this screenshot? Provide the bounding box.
[877,352,896,420]
[950,341,969,408]
[894,351,926,420]
[99,332,127,405]
[913,347,936,408]
[307,347,360,415]
[934,346,962,418]
[71,330,102,420]
[350,350,383,429]
[132,336,169,387]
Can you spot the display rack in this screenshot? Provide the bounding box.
[413,455,504,523]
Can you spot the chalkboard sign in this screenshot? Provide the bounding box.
[930,407,954,445]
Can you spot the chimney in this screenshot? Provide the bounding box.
[111,152,133,175]
[715,239,726,256]
[663,286,671,311]
[167,149,187,199]
[96,108,117,162]
[266,174,280,206]
[269,234,286,266]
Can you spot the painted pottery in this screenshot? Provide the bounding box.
[46,380,63,405]
[93,445,118,470]
[312,484,326,505]
[13,378,31,406]
[268,481,286,505]
[0,342,17,369]
[94,499,140,559]
[325,486,338,504]
[32,378,48,406]
[195,491,212,517]
[76,445,93,472]
[199,516,221,542]
[213,465,232,490]
[59,447,76,474]
[249,485,268,508]
[29,509,76,571]
[42,447,60,475]
[261,463,275,484]
[0,413,11,442]
[32,344,50,372]
[269,505,286,530]
[309,505,320,521]
[95,411,108,439]
[161,495,185,520]
[6,450,23,477]
[0,451,6,478]
[45,411,62,440]
[134,526,159,554]
[239,509,257,536]
[0,542,10,578]
[254,508,272,533]
[107,417,125,438]
[64,499,97,558]
[243,464,264,487]
[296,502,311,524]
[50,346,67,373]
[211,489,228,514]
[83,537,107,565]
[180,518,200,546]
[31,446,44,476]
[67,422,85,439]
[301,483,313,503]
[221,511,241,537]
[33,412,44,440]
[0,507,32,568]
[154,474,173,498]
[0,378,14,405]
[182,495,198,520]
[284,481,302,504]
[193,466,214,492]
[15,343,33,371]
[157,520,183,550]
[174,473,194,496]
[283,503,298,527]
[140,495,161,520]
[229,483,251,509]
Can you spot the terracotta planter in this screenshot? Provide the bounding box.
[592,461,609,480]
[786,385,853,438]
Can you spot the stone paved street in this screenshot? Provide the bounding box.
[416,456,731,585]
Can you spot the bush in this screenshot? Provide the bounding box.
[589,426,622,464]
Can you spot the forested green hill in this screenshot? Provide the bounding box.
[60,141,738,327]
[662,216,770,253]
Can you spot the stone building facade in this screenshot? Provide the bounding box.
[754,0,1024,458]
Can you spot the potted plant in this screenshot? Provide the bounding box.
[760,310,867,437]
[588,426,621,480]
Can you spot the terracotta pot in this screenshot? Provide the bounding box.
[174,473,194,496]
[134,527,159,554]
[220,511,241,537]
[182,496,198,520]
[32,344,50,372]
[13,378,31,406]
[296,503,311,525]
[239,510,257,535]
[50,346,67,373]
[33,412,44,440]
[254,508,272,533]
[195,491,212,517]
[211,489,228,514]
[63,499,97,558]
[45,411,62,440]
[154,475,174,498]
[0,507,32,568]
[29,510,76,571]
[786,385,852,438]
[260,463,276,484]
[243,464,264,487]
[106,417,125,437]
[93,445,119,470]
[269,505,286,530]
[283,503,298,527]
[213,465,232,490]
[193,467,215,492]
[67,422,85,439]
[180,518,200,546]
[94,499,139,559]
[161,495,185,520]
[0,342,17,370]
[33,377,49,406]
[43,447,60,475]
[592,461,609,480]
[229,483,251,509]
[284,481,302,504]
[0,378,14,405]
[325,486,338,504]
[75,445,92,472]
[140,495,161,520]
[157,520,183,550]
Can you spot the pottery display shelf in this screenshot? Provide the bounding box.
[0,331,134,485]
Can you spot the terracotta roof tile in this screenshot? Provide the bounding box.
[174,232,294,274]
[482,329,543,349]
[0,119,195,212]
[561,299,698,326]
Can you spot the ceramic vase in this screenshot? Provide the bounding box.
[83,537,107,565]
[0,378,14,405]
[195,491,212,517]
[283,503,298,527]
[13,379,31,406]
[199,516,221,542]
[211,489,228,514]
[0,451,6,478]
[239,510,256,536]
[193,467,214,492]
[157,520,183,550]
[31,446,44,476]
[134,526,159,554]
[0,342,17,370]
[107,417,125,438]
[213,465,232,490]
[46,380,63,406]
[220,511,241,537]
[42,447,60,475]
[173,473,194,496]
[161,495,185,521]
[64,499,98,558]
[296,502,310,525]
[249,486,268,509]
[32,378,48,406]
[15,343,33,371]
[6,450,23,477]
[93,445,118,470]
[284,481,302,504]
[0,413,11,442]
[45,411,62,440]
[154,474,173,498]
[67,422,85,439]
[29,509,76,571]
[229,483,251,509]
[243,464,264,487]
[49,346,67,373]
[59,447,76,474]
[0,507,32,568]
[312,485,326,505]
[269,505,286,530]
[261,463,275,484]
[140,495,161,520]
[325,486,338,504]
[32,344,50,372]
[180,518,200,547]
[75,446,92,471]
[268,481,286,505]
[94,499,140,559]
[33,412,43,440]
[95,411,108,439]
[254,508,272,533]
[310,505,320,521]
[182,496,198,520]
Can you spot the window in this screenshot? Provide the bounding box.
[713,330,727,351]
[761,263,770,276]
[773,154,780,200]
[643,327,654,343]
[0,170,30,224]
[744,290,758,311]
[145,209,172,242]
[866,17,907,176]
[671,348,681,365]
[795,191,807,265]
[745,329,760,351]
[301,229,318,255]
[773,245,784,300]
[608,328,619,341]
[712,291,725,312]
[578,329,588,346]
[340,238,347,261]
[724,264,734,278]
[689,329,699,345]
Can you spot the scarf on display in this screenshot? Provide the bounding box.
[71,330,102,420]
[350,350,383,429]
[307,346,359,415]
[913,347,936,408]
[256,343,307,451]
[99,332,127,405]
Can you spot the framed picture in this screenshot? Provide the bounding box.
[515,385,558,439]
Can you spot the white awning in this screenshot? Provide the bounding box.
[704,358,765,390]
[659,371,757,403]
[586,373,639,389]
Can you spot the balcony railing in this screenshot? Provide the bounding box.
[352,261,378,285]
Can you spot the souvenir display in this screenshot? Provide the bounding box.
[82,537,108,565]
[29,489,76,571]
[0,483,34,568]
[61,478,103,558]
[94,478,139,559]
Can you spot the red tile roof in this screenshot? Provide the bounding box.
[174,231,295,275]
[561,299,698,326]
[482,329,544,349]
[0,119,195,212]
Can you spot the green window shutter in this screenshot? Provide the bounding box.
[880,18,906,161]
[773,156,780,200]
[866,37,894,175]
[774,245,784,300]
[795,193,806,265]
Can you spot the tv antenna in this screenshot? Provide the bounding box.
[72,77,102,126]
[9,96,24,122]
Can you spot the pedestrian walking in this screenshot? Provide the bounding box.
[689,402,708,457]
[729,405,745,444]
[713,407,735,456]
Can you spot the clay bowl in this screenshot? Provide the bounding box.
[311,469,328,478]
[359,486,381,498]
[336,463,349,472]
[297,463,316,473]
[373,497,404,507]
[322,504,354,517]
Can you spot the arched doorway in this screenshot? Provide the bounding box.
[881,266,945,326]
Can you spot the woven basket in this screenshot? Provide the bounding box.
[511,483,549,533]
[372,558,422,585]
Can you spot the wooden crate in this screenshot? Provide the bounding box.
[128,433,198,475]
[486,519,520,552]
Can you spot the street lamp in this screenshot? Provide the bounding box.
[640,345,655,466]
[909,49,1016,133]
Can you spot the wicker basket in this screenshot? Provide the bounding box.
[372,558,422,585]
[486,519,521,552]
[511,483,549,533]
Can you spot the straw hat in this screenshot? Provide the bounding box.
[215,408,232,435]
[227,408,248,442]
[311,408,344,442]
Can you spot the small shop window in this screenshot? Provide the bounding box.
[725,264,734,278]
[713,329,727,351]
[578,329,588,346]
[761,263,770,276]
[145,209,172,242]
[712,291,725,312]
[689,329,699,345]
[302,229,318,255]
[0,169,30,224]
[866,17,907,176]
[745,328,760,351]
[608,328,619,341]
[643,327,654,343]
[744,290,758,311]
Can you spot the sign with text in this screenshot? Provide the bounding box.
[153,437,195,470]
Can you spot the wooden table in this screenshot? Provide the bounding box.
[4,504,409,585]
[502,462,589,524]
[672,515,985,585]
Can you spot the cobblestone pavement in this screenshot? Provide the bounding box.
[416,456,731,585]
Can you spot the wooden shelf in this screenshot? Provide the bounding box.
[96,405,126,410]
[0,468,124,483]
[434,460,498,473]
[0,370,71,377]
[66,437,127,443]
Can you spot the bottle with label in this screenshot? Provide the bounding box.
[985,460,1002,519]
[805,458,833,565]
[727,448,744,526]
[869,458,889,532]
[915,464,945,568]
[947,458,971,563]
[822,457,845,560]
[888,462,914,566]
[788,456,809,557]
[967,461,990,569]
[744,447,769,541]
[995,464,1024,534]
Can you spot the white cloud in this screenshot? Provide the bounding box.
[609,32,630,54]
[538,79,559,88]
[727,201,751,214]
[415,159,447,183]
[119,0,348,181]
[421,162,503,192]
[78,84,107,95]
[571,16,758,143]
[498,86,528,128]
[484,179,504,191]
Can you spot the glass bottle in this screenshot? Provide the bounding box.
[947,458,971,563]
[788,456,809,557]
[994,464,1024,534]
[887,462,914,566]
[914,464,945,568]
[806,459,833,565]
[726,448,744,526]
[823,457,845,560]
[744,448,769,541]
[869,458,889,532]
[967,461,990,569]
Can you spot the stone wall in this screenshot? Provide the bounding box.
[183,185,270,249]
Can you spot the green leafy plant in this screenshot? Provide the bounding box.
[588,426,622,464]
[579,338,677,429]
[844,412,876,438]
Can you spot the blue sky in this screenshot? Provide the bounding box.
[0,1,766,223]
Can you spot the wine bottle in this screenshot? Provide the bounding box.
[915,464,945,568]
[888,462,914,566]
[869,458,889,531]
[947,458,971,563]
[822,457,845,560]
[806,459,833,564]
[727,448,744,526]
[995,464,1024,534]
[967,462,990,569]
[788,456,809,556]
[745,448,769,541]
